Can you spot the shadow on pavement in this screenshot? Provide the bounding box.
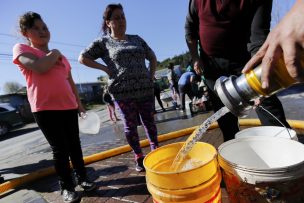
[85,183,149,198]
[94,165,129,177]
[10,164,140,202]
[155,110,210,124]
[82,166,149,199]
[0,160,53,177]
[0,127,40,142]
[155,115,188,124]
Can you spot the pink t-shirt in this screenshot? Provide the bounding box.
[13,43,78,112]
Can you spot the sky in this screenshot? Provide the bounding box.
[0,0,295,95]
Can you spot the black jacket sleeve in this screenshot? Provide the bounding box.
[185,0,199,42]
[248,0,273,56]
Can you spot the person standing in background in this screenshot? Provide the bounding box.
[154,77,166,113]
[103,86,119,123]
[167,62,180,109]
[79,4,158,172]
[13,12,96,203]
[185,0,291,142]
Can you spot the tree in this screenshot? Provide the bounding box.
[3,82,23,94]
[157,52,191,71]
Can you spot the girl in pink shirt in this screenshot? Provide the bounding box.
[13,12,95,202]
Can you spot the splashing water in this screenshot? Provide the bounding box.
[171,106,230,172]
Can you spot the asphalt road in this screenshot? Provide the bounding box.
[1,84,303,182]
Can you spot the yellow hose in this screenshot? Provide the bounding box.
[0,119,303,195]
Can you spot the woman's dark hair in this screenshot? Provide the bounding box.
[19,11,43,34]
[102,4,123,35]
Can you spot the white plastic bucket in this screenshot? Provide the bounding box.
[235,126,298,141]
[218,136,304,202]
[78,112,100,134]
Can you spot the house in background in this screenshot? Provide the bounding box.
[76,82,104,104]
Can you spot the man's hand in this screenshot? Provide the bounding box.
[242,0,304,88]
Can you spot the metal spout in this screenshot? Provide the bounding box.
[214,75,259,116]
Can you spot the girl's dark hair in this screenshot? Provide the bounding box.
[102,4,123,35]
[19,11,43,34]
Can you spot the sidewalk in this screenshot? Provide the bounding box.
[2,129,231,203]
[0,105,231,203]
[1,88,304,203]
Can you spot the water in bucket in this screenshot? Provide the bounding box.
[171,106,230,171]
[144,142,222,203]
[144,107,230,202]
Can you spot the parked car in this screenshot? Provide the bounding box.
[0,103,23,136]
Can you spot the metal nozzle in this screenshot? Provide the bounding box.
[214,75,257,116]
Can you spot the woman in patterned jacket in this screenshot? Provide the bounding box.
[79,4,158,172]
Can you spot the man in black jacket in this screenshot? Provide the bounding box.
[185,0,291,141]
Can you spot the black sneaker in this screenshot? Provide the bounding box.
[74,173,97,192]
[135,157,145,172]
[78,179,97,192]
[61,189,80,203]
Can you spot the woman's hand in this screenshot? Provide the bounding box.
[78,103,86,117]
[79,55,115,78]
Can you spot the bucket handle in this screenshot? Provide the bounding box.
[257,105,292,139]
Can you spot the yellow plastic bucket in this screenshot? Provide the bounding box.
[144,142,221,202]
[218,136,304,202]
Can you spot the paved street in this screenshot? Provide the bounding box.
[0,85,303,203]
[0,103,211,180]
[0,103,228,202]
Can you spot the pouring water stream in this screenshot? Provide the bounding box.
[171,106,230,171]
[170,104,291,172]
